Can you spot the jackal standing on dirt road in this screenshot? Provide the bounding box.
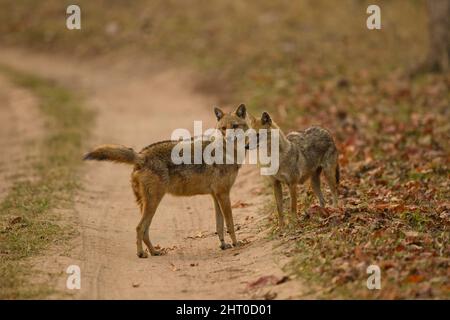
[246,111,339,228]
[84,104,248,258]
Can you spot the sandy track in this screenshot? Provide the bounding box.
[0,74,41,202]
[0,48,306,299]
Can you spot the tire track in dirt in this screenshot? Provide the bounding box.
[0,48,308,299]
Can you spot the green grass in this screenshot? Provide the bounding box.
[0,66,92,299]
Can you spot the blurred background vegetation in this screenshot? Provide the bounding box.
[0,1,431,91]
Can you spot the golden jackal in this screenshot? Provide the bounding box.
[84,104,248,258]
[246,111,339,228]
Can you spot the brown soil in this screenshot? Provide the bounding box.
[0,73,41,202]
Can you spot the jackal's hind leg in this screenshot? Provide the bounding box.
[323,165,339,207]
[311,169,326,207]
[136,176,164,258]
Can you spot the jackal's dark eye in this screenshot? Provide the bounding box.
[221,126,227,131]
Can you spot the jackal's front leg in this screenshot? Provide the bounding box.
[273,180,285,228]
[212,195,231,250]
[216,193,242,247]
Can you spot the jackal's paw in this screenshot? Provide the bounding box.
[150,250,163,256]
[137,251,149,258]
[220,242,232,250]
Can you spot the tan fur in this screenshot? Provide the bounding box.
[246,111,339,228]
[84,104,248,258]
[83,144,140,165]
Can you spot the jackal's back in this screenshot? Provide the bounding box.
[135,139,240,196]
[287,126,337,171]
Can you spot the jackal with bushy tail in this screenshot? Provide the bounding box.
[84,104,248,258]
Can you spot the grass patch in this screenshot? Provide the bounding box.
[0,65,92,299]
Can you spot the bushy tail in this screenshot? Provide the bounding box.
[83,144,138,165]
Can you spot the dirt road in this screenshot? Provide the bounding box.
[0,74,41,203]
[0,48,306,299]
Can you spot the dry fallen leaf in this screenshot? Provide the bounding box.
[231,200,252,209]
[153,244,174,255]
[251,187,264,195]
[404,231,419,238]
[406,274,425,283]
[186,231,206,239]
[276,276,289,285]
[9,216,22,225]
[247,275,288,290]
[354,246,366,260]
[263,291,277,300]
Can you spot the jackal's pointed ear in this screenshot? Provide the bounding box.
[261,111,272,125]
[235,103,246,119]
[214,107,224,121]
